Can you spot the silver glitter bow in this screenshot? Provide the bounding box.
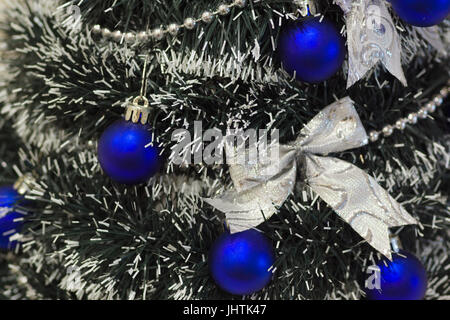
[335,0,407,88]
[205,97,417,259]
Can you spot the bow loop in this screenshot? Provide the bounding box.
[294,97,369,155]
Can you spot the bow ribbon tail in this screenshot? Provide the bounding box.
[415,26,446,56]
[341,0,407,88]
[304,154,417,259]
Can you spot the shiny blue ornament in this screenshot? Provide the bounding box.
[365,250,427,300]
[0,185,24,250]
[98,119,161,185]
[278,16,345,83]
[388,0,450,27]
[209,229,275,295]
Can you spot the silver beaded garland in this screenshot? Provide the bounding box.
[112,30,122,42]
[137,31,149,41]
[218,4,231,15]
[434,96,443,106]
[426,103,436,113]
[124,32,135,43]
[102,28,112,38]
[408,113,418,124]
[417,108,428,119]
[369,131,380,142]
[184,17,196,30]
[363,86,449,144]
[92,24,101,34]
[395,119,407,130]
[91,1,250,43]
[152,28,164,40]
[382,125,393,137]
[202,11,214,23]
[234,0,247,8]
[168,23,180,36]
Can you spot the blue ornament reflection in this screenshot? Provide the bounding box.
[365,250,427,300]
[209,229,275,295]
[278,17,345,83]
[98,119,161,185]
[388,0,450,27]
[0,185,24,250]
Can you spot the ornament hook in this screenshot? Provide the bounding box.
[125,55,152,124]
[389,235,403,253]
[13,173,34,195]
[294,0,317,17]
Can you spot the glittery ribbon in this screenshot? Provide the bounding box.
[205,97,417,259]
[415,26,447,55]
[335,0,407,88]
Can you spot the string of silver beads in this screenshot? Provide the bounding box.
[368,82,449,143]
[91,0,247,43]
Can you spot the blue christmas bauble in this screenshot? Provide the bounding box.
[365,250,427,300]
[209,229,275,295]
[0,185,24,250]
[389,0,450,27]
[98,119,161,185]
[278,16,345,83]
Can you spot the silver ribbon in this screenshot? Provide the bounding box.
[205,97,417,259]
[335,0,407,88]
[415,26,447,56]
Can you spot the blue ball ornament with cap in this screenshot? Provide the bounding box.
[278,16,346,83]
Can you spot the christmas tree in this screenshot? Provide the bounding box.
[0,0,449,300]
